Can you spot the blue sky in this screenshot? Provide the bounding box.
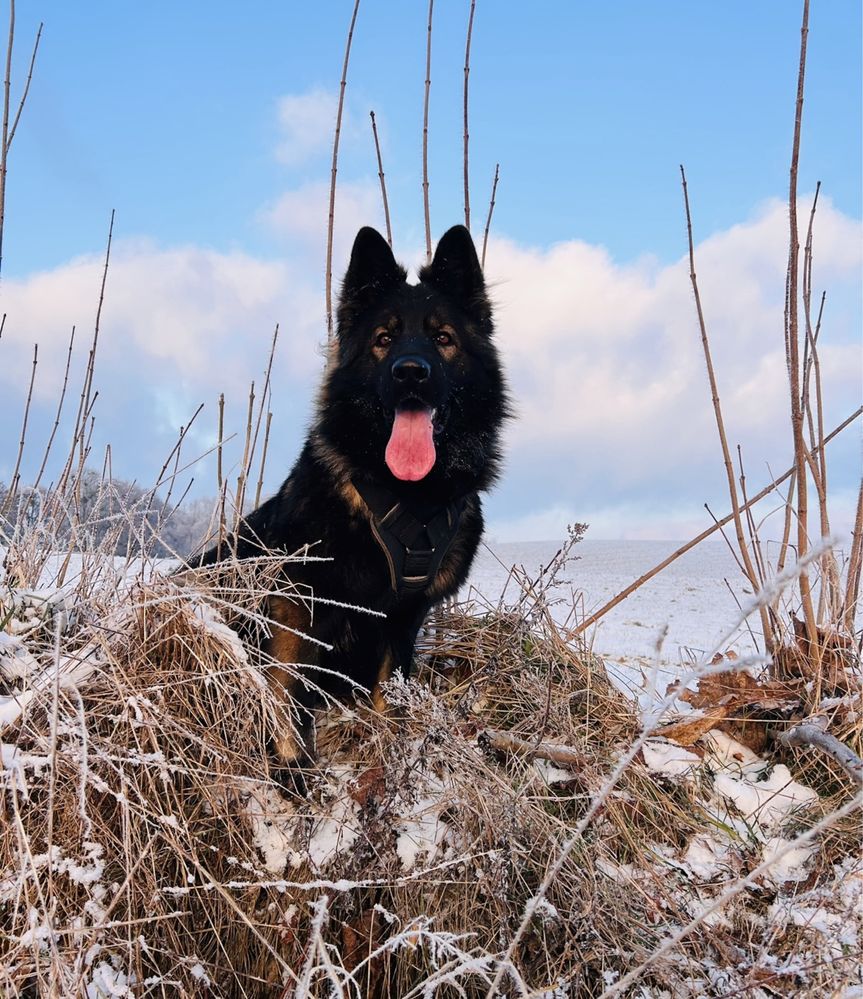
[1,1,861,541]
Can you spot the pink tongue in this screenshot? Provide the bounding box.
[385,408,436,481]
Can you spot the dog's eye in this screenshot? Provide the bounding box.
[435,330,454,347]
[374,331,392,348]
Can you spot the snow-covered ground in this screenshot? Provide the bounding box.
[464,538,764,662]
[462,537,788,703]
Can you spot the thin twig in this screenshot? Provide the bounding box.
[3,341,37,514]
[680,164,772,649]
[247,324,278,492]
[843,477,863,634]
[217,393,226,547]
[480,162,498,270]
[422,0,434,262]
[462,0,476,230]
[325,0,361,342]
[234,380,256,531]
[0,0,15,279]
[737,445,767,588]
[6,17,40,149]
[369,110,392,247]
[783,0,820,672]
[32,326,76,494]
[254,410,273,509]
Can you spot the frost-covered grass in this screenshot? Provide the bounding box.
[1,522,860,998]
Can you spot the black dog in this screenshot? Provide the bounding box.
[196,225,508,770]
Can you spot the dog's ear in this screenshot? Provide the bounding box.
[338,228,407,333]
[419,225,488,319]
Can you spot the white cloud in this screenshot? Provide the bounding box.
[0,192,859,540]
[274,88,338,166]
[483,196,861,535]
[0,241,323,401]
[261,178,384,264]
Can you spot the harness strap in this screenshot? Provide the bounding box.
[352,478,469,596]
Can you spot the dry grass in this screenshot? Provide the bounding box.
[1,521,860,999]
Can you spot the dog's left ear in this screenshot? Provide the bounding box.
[420,225,488,319]
[338,227,407,334]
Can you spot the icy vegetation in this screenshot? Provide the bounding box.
[0,536,860,997]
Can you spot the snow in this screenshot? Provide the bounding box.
[682,836,732,880]
[642,739,701,778]
[245,785,303,874]
[533,758,578,784]
[306,794,360,869]
[191,599,250,664]
[86,960,134,998]
[396,800,449,870]
[704,731,819,831]
[760,837,817,885]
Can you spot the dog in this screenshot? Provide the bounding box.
[194,224,508,777]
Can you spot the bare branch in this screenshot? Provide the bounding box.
[6,18,40,149]
[780,720,863,787]
[0,0,15,279]
[680,164,772,651]
[32,326,76,494]
[783,0,820,669]
[462,0,476,230]
[844,477,863,634]
[325,0,361,341]
[480,162,498,270]
[369,110,392,247]
[422,0,434,262]
[3,341,37,514]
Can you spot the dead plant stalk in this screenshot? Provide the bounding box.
[784,0,821,671]
[369,110,393,247]
[681,164,771,650]
[422,0,434,262]
[325,0,361,342]
[462,0,476,230]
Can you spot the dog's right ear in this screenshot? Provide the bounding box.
[337,228,407,333]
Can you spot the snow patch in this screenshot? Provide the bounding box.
[642,738,701,778]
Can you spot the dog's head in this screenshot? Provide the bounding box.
[316,225,508,495]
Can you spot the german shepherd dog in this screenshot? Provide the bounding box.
[196,225,508,778]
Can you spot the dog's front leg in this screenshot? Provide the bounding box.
[266,595,318,773]
[370,604,431,711]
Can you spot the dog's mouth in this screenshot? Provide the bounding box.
[385,404,438,481]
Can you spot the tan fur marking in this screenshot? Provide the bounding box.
[266,595,312,764]
[370,650,393,713]
[336,477,367,515]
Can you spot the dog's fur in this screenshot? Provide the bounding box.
[195,225,508,771]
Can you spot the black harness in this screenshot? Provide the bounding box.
[352,478,469,597]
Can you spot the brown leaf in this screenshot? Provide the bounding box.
[658,671,801,750]
[341,909,388,998]
[677,671,800,713]
[653,707,728,746]
[349,766,386,808]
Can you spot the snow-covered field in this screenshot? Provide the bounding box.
[464,538,763,662]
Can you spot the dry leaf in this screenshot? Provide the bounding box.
[674,671,800,713]
[653,707,728,746]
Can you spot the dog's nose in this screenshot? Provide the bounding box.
[391,355,431,383]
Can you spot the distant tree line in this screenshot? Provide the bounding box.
[0,471,218,559]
